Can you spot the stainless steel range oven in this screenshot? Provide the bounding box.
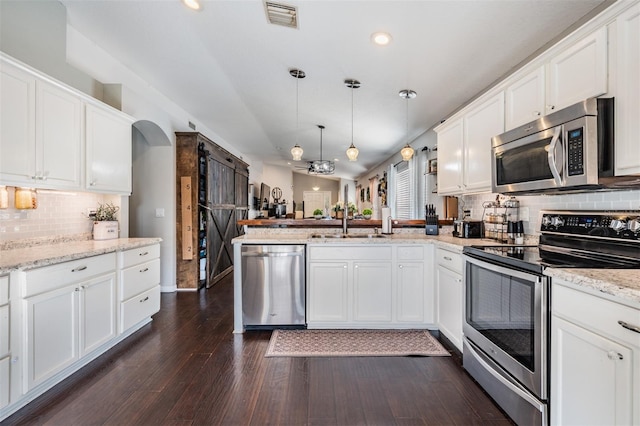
[463,210,640,426]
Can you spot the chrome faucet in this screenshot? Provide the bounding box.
[342,184,349,234]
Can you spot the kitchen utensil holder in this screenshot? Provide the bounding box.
[425,214,439,235]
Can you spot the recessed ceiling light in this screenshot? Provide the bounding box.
[183,0,201,11]
[371,32,392,46]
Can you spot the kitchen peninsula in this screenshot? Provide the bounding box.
[233,224,640,333]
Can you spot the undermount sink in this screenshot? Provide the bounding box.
[310,233,388,239]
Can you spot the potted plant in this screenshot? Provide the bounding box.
[362,208,372,219]
[333,202,344,219]
[347,202,357,218]
[92,202,120,240]
[313,208,324,219]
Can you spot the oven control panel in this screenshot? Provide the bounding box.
[540,211,640,240]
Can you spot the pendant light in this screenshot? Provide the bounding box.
[289,68,305,161]
[399,89,417,161]
[344,79,360,162]
[308,125,335,174]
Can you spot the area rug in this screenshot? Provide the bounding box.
[265,329,450,357]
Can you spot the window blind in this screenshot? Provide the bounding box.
[395,161,411,219]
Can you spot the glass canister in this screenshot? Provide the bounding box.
[0,186,8,209]
[15,187,37,209]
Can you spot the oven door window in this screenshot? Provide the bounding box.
[466,263,535,371]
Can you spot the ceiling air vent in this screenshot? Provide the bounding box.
[264,1,298,29]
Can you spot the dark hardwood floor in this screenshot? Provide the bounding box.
[3,274,513,426]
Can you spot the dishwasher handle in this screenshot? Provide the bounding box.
[242,251,304,258]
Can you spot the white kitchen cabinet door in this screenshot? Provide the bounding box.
[436,264,463,352]
[615,3,640,176]
[85,103,133,194]
[436,117,464,195]
[505,66,545,130]
[0,356,8,409]
[547,26,608,112]
[396,261,425,323]
[353,262,393,322]
[37,80,83,189]
[463,92,504,194]
[0,61,36,186]
[25,284,79,390]
[80,273,116,355]
[307,262,349,323]
[552,316,633,426]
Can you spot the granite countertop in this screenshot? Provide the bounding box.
[0,238,162,272]
[545,268,640,306]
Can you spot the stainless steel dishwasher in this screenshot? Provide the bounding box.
[241,244,306,328]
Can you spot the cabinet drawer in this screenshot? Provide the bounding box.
[121,244,160,268]
[25,253,116,297]
[121,285,160,332]
[554,284,640,348]
[397,245,424,261]
[0,304,8,356]
[436,247,462,274]
[309,245,392,261]
[120,258,160,301]
[0,275,8,305]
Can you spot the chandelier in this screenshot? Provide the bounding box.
[399,89,417,161]
[308,125,335,175]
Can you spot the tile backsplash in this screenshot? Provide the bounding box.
[0,187,121,247]
[462,189,640,235]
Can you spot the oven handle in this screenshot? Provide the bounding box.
[464,254,544,283]
[465,338,545,411]
[547,126,563,186]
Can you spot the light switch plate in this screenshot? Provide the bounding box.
[155,208,165,218]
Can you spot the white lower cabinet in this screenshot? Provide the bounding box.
[0,243,161,422]
[24,255,116,390]
[353,262,393,322]
[308,262,348,323]
[552,280,640,425]
[0,275,10,410]
[307,244,434,328]
[119,244,161,333]
[435,247,464,352]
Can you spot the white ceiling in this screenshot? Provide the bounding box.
[59,0,607,179]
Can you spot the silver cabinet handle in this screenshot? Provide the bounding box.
[399,264,403,269]
[618,320,640,334]
[140,267,149,273]
[139,251,149,256]
[72,265,87,272]
[607,351,623,360]
[444,256,452,261]
[89,181,96,186]
[140,296,149,303]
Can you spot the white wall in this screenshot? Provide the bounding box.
[262,164,293,211]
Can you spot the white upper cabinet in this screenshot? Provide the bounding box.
[436,117,464,195]
[505,66,545,130]
[0,54,134,194]
[0,62,36,186]
[547,26,608,112]
[615,3,640,176]
[437,91,504,196]
[36,81,83,189]
[505,27,608,131]
[1,61,83,189]
[85,104,133,194]
[463,92,504,193]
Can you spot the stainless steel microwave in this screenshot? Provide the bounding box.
[492,98,639,194]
